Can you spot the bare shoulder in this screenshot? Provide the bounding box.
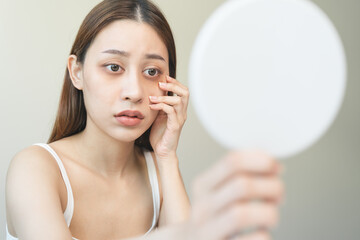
[6,144,60,184]
[6,144,63,208]
[5,145,67,236]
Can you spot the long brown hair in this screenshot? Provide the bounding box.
[48,0,176,151]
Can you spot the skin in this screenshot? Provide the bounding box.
[6,19,284,240]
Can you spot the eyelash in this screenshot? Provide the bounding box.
[105,64,123,73]
[144,68,162,78]
[104,64,162,78]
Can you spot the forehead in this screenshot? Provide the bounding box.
[88,19,168,61]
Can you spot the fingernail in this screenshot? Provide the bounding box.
[159,82,166,87]
[149,96,157,100]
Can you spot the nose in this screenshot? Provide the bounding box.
[120,71,143,103]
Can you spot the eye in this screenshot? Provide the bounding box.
[106,64,122,72]
[144,68,161,77]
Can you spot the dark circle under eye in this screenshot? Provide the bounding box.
[110,65,120,72]
[147,68,157,76]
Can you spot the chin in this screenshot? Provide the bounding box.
[108,127,148,143]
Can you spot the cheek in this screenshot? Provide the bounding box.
[84,82,111,103]
[84,68,114,99]
[145,81,166,97]
[82,80,114,114]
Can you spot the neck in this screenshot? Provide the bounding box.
[72,120,141,179]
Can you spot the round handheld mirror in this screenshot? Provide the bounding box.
[189,0,346,159]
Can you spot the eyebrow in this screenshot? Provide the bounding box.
[101,49,166,62]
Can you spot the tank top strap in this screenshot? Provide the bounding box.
[143,150,161,234]
[33,143,74,227]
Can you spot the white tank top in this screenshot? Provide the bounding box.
[6,143,161,240]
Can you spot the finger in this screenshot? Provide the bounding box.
[165,76,189,117]
[228,230,271,240]
[149,103,180,131]
[149,95,182,106]
[165,75,188,90]
[159,81,189,99]
[217,176,284,203]
[202,202,278,240]
[224,151,280,175]
[197,176,283,220]
[193,151,280,197]
[149,95,186,124]
[165,75,188,94]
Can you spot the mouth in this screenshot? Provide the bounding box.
[114,110,144,127]
[115,110,145,119]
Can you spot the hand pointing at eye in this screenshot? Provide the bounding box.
[149,75,189,162]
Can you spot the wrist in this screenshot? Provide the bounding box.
[154,149,177,159]
[156,155,181,178]
[155,153,179,166]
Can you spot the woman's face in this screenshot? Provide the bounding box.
[76,20,169,142]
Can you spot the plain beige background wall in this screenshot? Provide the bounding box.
[1,0,359,239]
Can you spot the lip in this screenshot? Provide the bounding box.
[114,110,144,127]
[115,110,145,119]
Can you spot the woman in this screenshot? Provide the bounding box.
[5,0,284,239]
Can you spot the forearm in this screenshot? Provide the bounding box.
[156,155,191,226]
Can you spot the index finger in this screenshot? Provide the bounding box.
[195,150,280,195]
